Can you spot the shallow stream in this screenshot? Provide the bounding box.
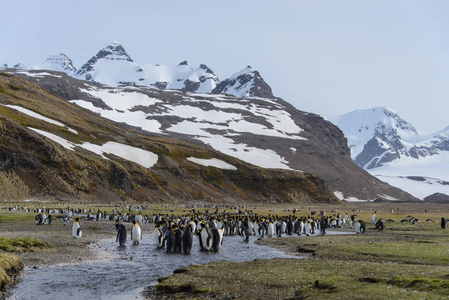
[8,232,304,299]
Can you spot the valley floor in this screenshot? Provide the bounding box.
[0,202,448,299]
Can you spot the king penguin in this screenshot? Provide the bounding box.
[116,222,127,246]
[72,217,82,238]
[164,224,175,253]
[131,221,142,244]
[154,222,164,248]
[211,228,224,251]
[182,224,194,254]
[173,225,183,252]
[199,222,212,251]
[267,221,274,237]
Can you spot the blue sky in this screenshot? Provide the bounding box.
[1,0,448,132]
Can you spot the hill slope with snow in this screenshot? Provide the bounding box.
[1,69,417,202]
[0,71,341,203]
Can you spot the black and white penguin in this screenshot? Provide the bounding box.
[304,221,311,236]
[72,217,82,238]
[164,225,175,253]
[267,221,275,237]
[131,221,142,244]
[154,223,164,248]
[375,219,384,231]
[355,220,366,233]
[173,225,183,252]
[182,224,194,254]
[211,228,224,251]
[115,222,127,246]
[286,219,293,235]
[276,220,283,237]
[241,220,251,242]
[199,222,212,251]
[319,218,326,234]
[35,213,43,225]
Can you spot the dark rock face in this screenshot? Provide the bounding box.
[183,80,201,93]
[424,193,449,203]
[153,82,168,89]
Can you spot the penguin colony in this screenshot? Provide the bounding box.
[4,204,448,250]
[150,212,370,253]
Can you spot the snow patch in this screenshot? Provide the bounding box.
[187,157,237,170]
[344,197,369,203]
[334,191,369,202]
[28,128,158,168]
[333,191,344,200]
[376,194,399,201]
[1,104,78,134]
[374,175,449,200]
[16,71,62,78]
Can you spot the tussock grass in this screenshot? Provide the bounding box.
[0,252,23,290]
[0,237,51,253]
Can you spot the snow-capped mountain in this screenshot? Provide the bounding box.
[43,41,220,93]
[328,107,449,169]
[212,66,274,98]
[32,53,77,75]
[329,106,449,199]
[4,42,273,97]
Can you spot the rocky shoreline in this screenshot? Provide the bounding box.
[0,253,23,298]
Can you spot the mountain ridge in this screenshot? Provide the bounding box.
[4,41,271,99]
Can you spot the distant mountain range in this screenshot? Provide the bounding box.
[329,107,449,199]
[4,41,274,99]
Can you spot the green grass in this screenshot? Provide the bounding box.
[0,237,51,253]
[153,259,449,299]
[0,211,35,224]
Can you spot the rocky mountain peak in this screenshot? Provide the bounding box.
[33,53,77,74]
[212,66,274,99]
[13,63,27,69]
[97,41,133,62]
[199,64,214,74]
[76,41,133,79]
